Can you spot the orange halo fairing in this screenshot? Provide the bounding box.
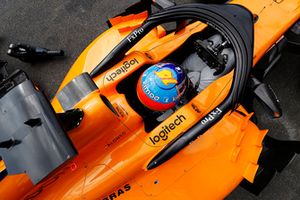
[0,0,299,199]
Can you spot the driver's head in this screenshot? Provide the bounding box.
[136,62,187,111]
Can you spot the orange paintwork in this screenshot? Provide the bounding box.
[0,0,299,199]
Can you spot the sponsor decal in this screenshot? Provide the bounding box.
[102,184,131,200]
[155,69,178,86]
[149,115,186,145]
[200,107,222,125]
[126,27,144,43]
[105,58,139,82]
[104,131,127,149]
[142,82,160,101]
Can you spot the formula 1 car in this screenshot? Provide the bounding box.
[0,0,299,199]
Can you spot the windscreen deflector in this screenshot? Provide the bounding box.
[0,71,77,184]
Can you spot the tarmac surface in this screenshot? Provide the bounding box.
[0,0,299,199]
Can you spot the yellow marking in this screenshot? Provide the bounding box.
[0,160,6,172]
[155,70,177,86]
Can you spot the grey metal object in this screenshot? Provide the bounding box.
[0,80,77,184]
[183,34,235,92]
[57,73,98,111]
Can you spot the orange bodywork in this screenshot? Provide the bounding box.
[0,0,299,199]
[0,160,5,173]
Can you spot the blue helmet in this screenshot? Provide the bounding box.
[136,62,187,111]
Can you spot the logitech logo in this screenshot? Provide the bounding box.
[105,58,139,82]
[149,114,186,145]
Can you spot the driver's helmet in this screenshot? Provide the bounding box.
[136,62,187,111]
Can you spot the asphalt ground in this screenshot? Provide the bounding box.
[0,0,299,199]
